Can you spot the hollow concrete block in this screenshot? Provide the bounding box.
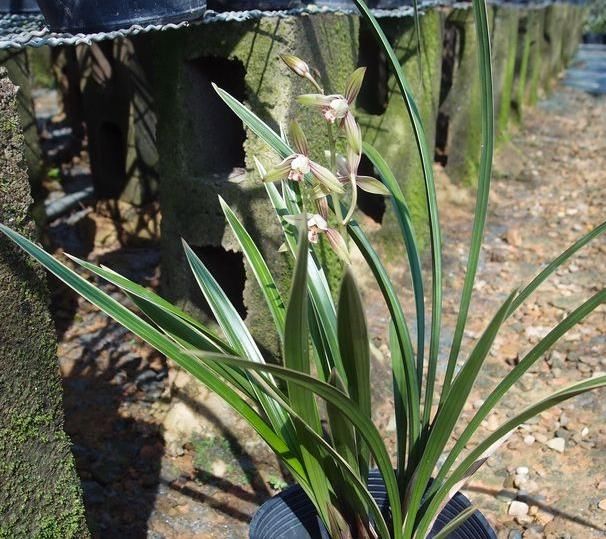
[0,50,43,197]
[153,14,360,357]
[440,7,487,186]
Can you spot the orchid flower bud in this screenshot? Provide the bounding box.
[326,229,351,265]
[280,54,310,78]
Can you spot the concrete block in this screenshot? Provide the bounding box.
[358,9,444,250]
[0,69,88,539]
[153,14,360,356]
[0,50,44,196]
[491,6,519,137]
[440,7,487,186]
[78,38,158,205]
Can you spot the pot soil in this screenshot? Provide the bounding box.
[36,0,207,33]
[250,471,496,539]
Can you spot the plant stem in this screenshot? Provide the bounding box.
[327,124,347,237]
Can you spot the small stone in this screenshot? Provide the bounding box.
[508,531,523,539]
[598,499,606,511]
[546,437,566,453]
[515,466,530,476]
[523,435,536,446]
[581,426,589,438]
[508,500,530,517]
[211,459,228,478]
[514,475,529,489]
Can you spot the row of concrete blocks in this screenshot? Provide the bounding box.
[148,2,584,355]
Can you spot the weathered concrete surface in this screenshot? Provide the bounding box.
[0,70,88,538]
[441,7,487,186]
[0,51,43,196]
[359,10,444,249]
[153,14,361,451]
[491,6,519,136]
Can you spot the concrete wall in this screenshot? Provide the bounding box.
[0,69,88,539]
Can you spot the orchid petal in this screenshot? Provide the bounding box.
[326,229,351,265]
[356,176,390,195]
[343,113,362,155]
[289,121,309,156]
[263,156,294,183]
[310,162,344,194]
[297,94,333,108]
[345,67,367,104]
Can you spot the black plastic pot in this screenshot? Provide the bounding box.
[250,471,497,539]
[35,0,207,33]
[0,0,40,13]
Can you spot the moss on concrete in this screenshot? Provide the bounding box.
[358,10,443,250]
[0,52,43,194]
[523,8,544,107]
[442,7,487,186]
[0,70,88,539]
[491,6,519,137]
[541,4,568,95]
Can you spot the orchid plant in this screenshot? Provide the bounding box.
[1,0,605,538]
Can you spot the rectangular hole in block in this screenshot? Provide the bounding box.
[185,56,247,175]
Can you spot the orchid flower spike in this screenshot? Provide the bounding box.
[297,67,366,154]
[261,121,344,194]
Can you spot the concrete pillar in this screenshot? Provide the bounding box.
[77,38,158,205]
[358,9,444,249]
[0,68,88,539]
[440,7,487,186]
[491,5,519,137]
[0,50,44,197]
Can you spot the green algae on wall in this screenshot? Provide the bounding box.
[358,10,444,250]
[441,7,486,186]
[0,51,43,195]
[0,69,88,539]
[523,8,544,107]
[491,6,519,137]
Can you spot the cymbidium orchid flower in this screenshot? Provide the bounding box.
[297,67,366,154]
[284,213,351,264]
[262,122,344,194]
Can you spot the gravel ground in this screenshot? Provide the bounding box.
[42,75,605,537]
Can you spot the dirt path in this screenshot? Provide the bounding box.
[46,80,605,537]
